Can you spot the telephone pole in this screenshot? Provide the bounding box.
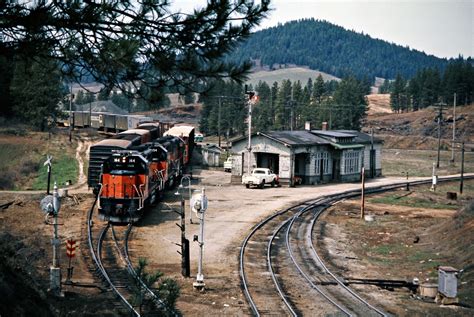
[69,83,73,142]
[460,142,465,194]
[451,93,456,163]
[436,102,444,168]
[218,96,222,148]
[245,86,257,175]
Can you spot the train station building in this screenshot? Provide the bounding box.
[229,128,382,187]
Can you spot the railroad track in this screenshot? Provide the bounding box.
[86,197,173,316]
[240,175,473,316]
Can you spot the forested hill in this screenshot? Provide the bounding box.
[229,19,448,80]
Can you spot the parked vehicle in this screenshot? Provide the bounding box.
[194,133,204,142]
[223,157,233,172]
[242,168,278,189]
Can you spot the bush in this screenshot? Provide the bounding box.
[20,160,39,175]
[454,201,474,229]
[0,168,16,190]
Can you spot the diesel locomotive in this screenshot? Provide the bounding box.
[88,123,194,223]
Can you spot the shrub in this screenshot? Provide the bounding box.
[454,201,474,229]
[0,168,17,190]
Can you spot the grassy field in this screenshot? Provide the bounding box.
[382,148,474,177]
[246,67,339,87]
[0,131,78,190]
[31,154,78,190]
[368,180,473,209]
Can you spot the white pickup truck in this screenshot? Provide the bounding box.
[223,157,233,172]
[242,168,278,189]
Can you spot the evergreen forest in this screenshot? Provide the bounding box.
[387,58,474,112]
[229,19,448,80]
[200,75,369,140]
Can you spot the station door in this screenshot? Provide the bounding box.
[256,153,279,174]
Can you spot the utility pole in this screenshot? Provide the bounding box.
[370,129,375,178]
[436,102,444,168]
[460,142,465,194]
[360,167,365,219]
[69,83,73,143]
[218,96,222,148]
[290,88,294,131]
[451,93,456,163]
[245,86,256,175]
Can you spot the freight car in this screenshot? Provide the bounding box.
[163,125,195,166]
[57,110,153,131]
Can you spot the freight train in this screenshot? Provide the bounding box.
[88,123,195,222]
[58,110,177,133]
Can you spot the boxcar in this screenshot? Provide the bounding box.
[103,113,116,132]
[73,111,91,128]
[90,112,105,129]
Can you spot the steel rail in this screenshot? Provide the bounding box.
[285,205,353,316]
[240,175,473,316]
[239,202,311,316]
[307,202,387,316]
[87,197,140,316]
[96,224,140,316]
[267,217,299,316]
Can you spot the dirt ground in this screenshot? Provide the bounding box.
[318,181,474,316]
[2,168,457,316]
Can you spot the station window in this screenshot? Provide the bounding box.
[314,152,330,175]
[344,151,360,174]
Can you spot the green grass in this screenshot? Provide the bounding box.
[32,154,78,190]
[367,243,443,270]
[0,134,78,190]
[382,149,474,177]
[369,194,458,210]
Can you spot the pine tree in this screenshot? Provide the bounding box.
[10,58,65,130]
[74,90,86,105]
[332,76,367,130]
[390,74,406,113]
[312,74,325,103]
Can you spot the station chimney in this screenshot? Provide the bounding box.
[322,121,328,131]
[304,121,311,131]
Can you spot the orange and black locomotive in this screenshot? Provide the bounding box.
[88,123,194,223]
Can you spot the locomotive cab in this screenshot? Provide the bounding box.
[99,151,149,223]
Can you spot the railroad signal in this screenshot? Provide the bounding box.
[66,239,77,258]
[65,238,77,284]
[44,155,52,195]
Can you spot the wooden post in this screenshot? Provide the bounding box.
[180,199,190,277]
[451,93,456,163]
[360,167,365,219]
[460,142,465,194]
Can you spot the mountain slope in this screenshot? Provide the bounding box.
[247,67,339,87]
[230,19,447,80]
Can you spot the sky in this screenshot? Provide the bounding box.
[172,0,473,59]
